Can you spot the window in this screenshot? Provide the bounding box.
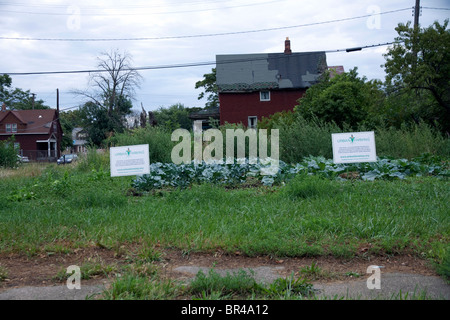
[248,116,257,129]
[6,123,17,133]
[260,91,270,101]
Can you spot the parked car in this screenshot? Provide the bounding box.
[17,155,30,163]
[57,154,78,165]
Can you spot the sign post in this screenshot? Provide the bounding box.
[110,144,150,177]
[331,131,377,164]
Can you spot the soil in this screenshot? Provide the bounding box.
[0,245,439,293]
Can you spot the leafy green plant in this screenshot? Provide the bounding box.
[131,154,449,192]
[134,246,164,263]
[0,265,8,282]
[189,268,258,299]
[101,275,180,300]
[435,246,450,282]
[262,273,315,298]
[7,187,36,202]
[0,136,19,169]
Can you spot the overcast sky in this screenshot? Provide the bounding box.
[0,0,448,113]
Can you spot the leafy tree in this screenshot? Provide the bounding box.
[258,110,296,131]
[153,103,202,131]
[195,68,219,109]
[78,97,133,146]
[0,74,49,110]
[59,109,85,151]
[383,19,450,133]
[294,68,384,129]
[0,74,12,103]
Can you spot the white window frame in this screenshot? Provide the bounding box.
[6,123,17,133]
[248,116,257,129]
[260,91,270,101]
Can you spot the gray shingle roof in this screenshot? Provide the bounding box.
[216,51,327,92]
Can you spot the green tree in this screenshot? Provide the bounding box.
[78,96,133,146]
[383,19,450,133]
[294,68,384,129]
[0,74,49,110]
[59,109,85,151]
[195,68,219,109]
[0,74,12,103]
[153,103,201,131]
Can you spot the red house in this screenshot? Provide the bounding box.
[216,38,327,127]
[0,104,63,161]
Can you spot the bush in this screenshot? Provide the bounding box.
[277,116,449,163]
[278,116,344,163]
[111,126,174,163]
[76,147,110,172]
[374,123,450,159]
[0,137,18,168]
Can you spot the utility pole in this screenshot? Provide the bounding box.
[412,0,421,71]
[31,93,36,110]
[414,0,420,30]
[56,88,59,115]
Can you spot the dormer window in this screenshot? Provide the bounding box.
[6,123,17,133]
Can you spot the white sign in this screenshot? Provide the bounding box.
[332,131,377,164]
[110,144,150,177]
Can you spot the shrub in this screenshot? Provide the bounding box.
[278,116,343,163]
[111,126,174,163]
[374,123,450,159]
[277,116,449,163]
[0,136,18,168]
[76,147,110,172]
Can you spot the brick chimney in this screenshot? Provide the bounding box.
[284,37,292,55]
[1,103,6,112]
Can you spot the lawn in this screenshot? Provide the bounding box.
[0,162,448,265]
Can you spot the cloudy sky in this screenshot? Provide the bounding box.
[0,0,448,113]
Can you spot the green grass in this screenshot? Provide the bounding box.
[98,266,440,300]
[0,163,448,265]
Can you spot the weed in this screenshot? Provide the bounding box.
[0,265,8,282]
[54,258,120,281]
[189,268,258,299]
[101,275,180,300]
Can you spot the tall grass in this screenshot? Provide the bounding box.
[276,116,449,163]
[84,117,449,167]
[112,126,175,163]
[0,169,448,262]
[374,123,450,159]
[76,147,110,172]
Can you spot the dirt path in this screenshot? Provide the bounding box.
[0,246,439,292]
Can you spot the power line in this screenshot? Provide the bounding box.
[421,7,450,11]
[0,0,284,16]
[0,8,411,42]
[0,0,233,9]
[1,42,397,76]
